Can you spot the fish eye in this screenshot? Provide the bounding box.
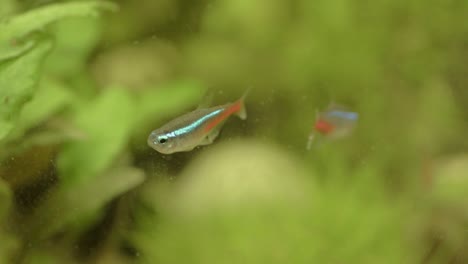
[158,137,167,144]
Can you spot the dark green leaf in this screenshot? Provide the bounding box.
[10,78,73,140]
[58,89,136,185]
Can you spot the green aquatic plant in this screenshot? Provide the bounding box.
[0,1,204,262]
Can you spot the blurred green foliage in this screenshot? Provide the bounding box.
[0,0,467,263]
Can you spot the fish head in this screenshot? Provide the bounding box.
[147,130,179,154]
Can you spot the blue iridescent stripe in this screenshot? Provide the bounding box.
[166,109,224,138]
[326,111,359,120]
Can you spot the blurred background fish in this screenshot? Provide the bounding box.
[307,103,359,150]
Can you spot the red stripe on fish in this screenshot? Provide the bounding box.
[204,101,242,133]
[315,119,334,135]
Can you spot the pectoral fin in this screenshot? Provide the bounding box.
[199,129,221,146]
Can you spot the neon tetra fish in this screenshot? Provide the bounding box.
[148,90,249,154]
[307,103,358,150]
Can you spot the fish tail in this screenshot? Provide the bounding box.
[234,88,250,120]
[306,133,315,150]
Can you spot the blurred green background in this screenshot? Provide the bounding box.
[0,0,467,263]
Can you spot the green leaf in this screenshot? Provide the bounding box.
[45,17,103,76]
[0,39,35,61]
[11,78,73,139]
[0,1,118,43]
[58,89,135,185]
[29,166,145,239]
[0,78,80,159]
[0,39,52,142]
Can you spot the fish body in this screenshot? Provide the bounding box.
[148,92,248,154]
[307,104,358,149]
[315,107,358,137]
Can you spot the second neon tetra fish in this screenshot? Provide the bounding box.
[148,90,249,154]
[307,103,358,150]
